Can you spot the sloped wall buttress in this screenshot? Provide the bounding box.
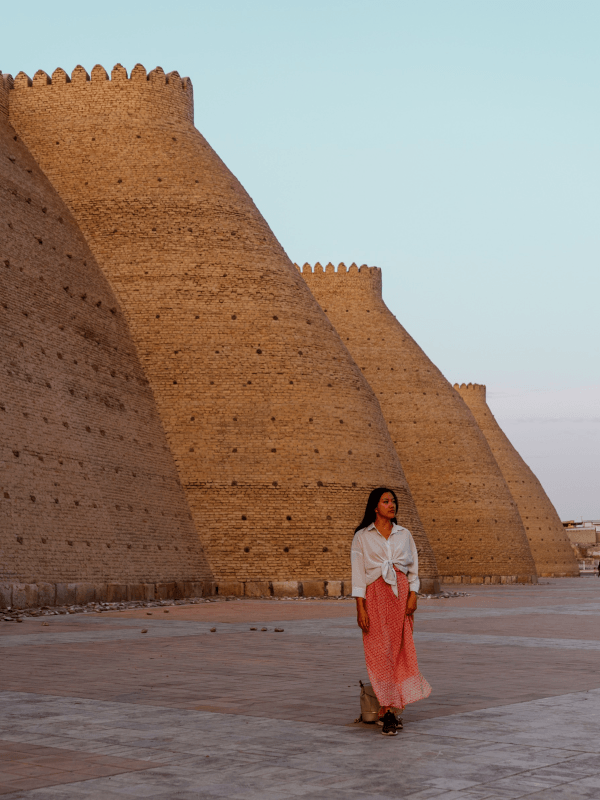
[0,72,213,598]
[455,383,578,578]
[302,262,537,585]
[8,65,439,591]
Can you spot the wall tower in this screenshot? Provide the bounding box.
[302,262,537,585]
[7,65,439,593]
[454,384,578,577]
[1,71,213,606]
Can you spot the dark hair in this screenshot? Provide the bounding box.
[354,487,399,533]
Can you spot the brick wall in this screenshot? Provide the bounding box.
[6,64,439,592]
[0,75,214,606]
[0,72,10,118]
[454,384,578,577]
[302,262,538,585]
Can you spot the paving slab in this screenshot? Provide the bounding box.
[1,578,600,798]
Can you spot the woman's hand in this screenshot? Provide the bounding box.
[406,591,418,616]
[356,597,370,633]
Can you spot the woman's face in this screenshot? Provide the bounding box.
[375,492,396,520]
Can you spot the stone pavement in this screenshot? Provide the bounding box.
[2,578,600,798]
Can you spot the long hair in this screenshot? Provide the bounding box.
[354,487,399,533]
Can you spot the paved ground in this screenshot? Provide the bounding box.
[1,578,600,798]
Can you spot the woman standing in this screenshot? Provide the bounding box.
[352,487,431,735]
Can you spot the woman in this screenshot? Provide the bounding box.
[352,487,431,735]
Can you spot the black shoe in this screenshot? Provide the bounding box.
[381,710,398,736]
[377,711,403,729]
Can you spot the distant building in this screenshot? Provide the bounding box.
[563,521,600,573]
[563,520,600,546]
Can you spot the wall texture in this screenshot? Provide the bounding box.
[0,71,214,607]
[454,383,578,577]
[7,64,440,593]
[302,262,538,585]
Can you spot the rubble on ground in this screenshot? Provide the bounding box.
[0,589,475,621]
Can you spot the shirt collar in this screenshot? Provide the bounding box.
[367,522,404,535]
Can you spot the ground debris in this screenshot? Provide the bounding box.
[0,593,355,620]
[418,591,471,599]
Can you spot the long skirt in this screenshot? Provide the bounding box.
[363,567,431,710]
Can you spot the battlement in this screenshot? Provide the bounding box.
[454,382,487,400]
[297,262,383,300]
[0,71,12,119]
[296,261,378,276]
[8,63,194,123]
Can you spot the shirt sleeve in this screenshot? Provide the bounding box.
[406,532,420,594]
[351,532,367,598]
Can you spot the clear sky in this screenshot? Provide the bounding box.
[3,0,598,518]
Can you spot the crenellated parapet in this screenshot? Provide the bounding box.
[454,382,487,401]
[298,261,383,302]
[9,63,194,125]
[0,71,13,119]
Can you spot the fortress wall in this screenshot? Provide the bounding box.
[8,64,440,592]
[454,384,579,577]
[0,80,214,607]
[302,263,538,585]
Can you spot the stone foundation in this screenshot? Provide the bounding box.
[438,574,538,586]
[0,581,207,609]
[0,576,443,608]
[0,578,365,609]
[537,572,580,578]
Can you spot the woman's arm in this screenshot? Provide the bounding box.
[351,532,369,631]
[406,591,418,616]
[406,532,419,616]
[356,596,369,632]
[351,534,367,592]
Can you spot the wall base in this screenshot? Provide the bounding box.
[419,578,441,594]
[0,579,360,609]
[438,574,538,586]
[537,572,580,578]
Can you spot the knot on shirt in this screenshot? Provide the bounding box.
[382,559,399,596]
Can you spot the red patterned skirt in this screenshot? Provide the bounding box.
[363,567,431,710]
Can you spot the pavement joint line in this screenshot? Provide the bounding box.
[3,688,600,740]
[5,622,600,652]
[3,580,600,798]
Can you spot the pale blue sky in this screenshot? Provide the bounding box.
[3,1,598,517]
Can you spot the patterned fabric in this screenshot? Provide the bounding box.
[363,567,431,710]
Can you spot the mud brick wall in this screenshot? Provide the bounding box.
[0,71,213,602]
[302,262,537,585]
[455,383,578,577]
[7,64,439,592]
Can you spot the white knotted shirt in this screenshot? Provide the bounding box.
[351,522,420,598]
